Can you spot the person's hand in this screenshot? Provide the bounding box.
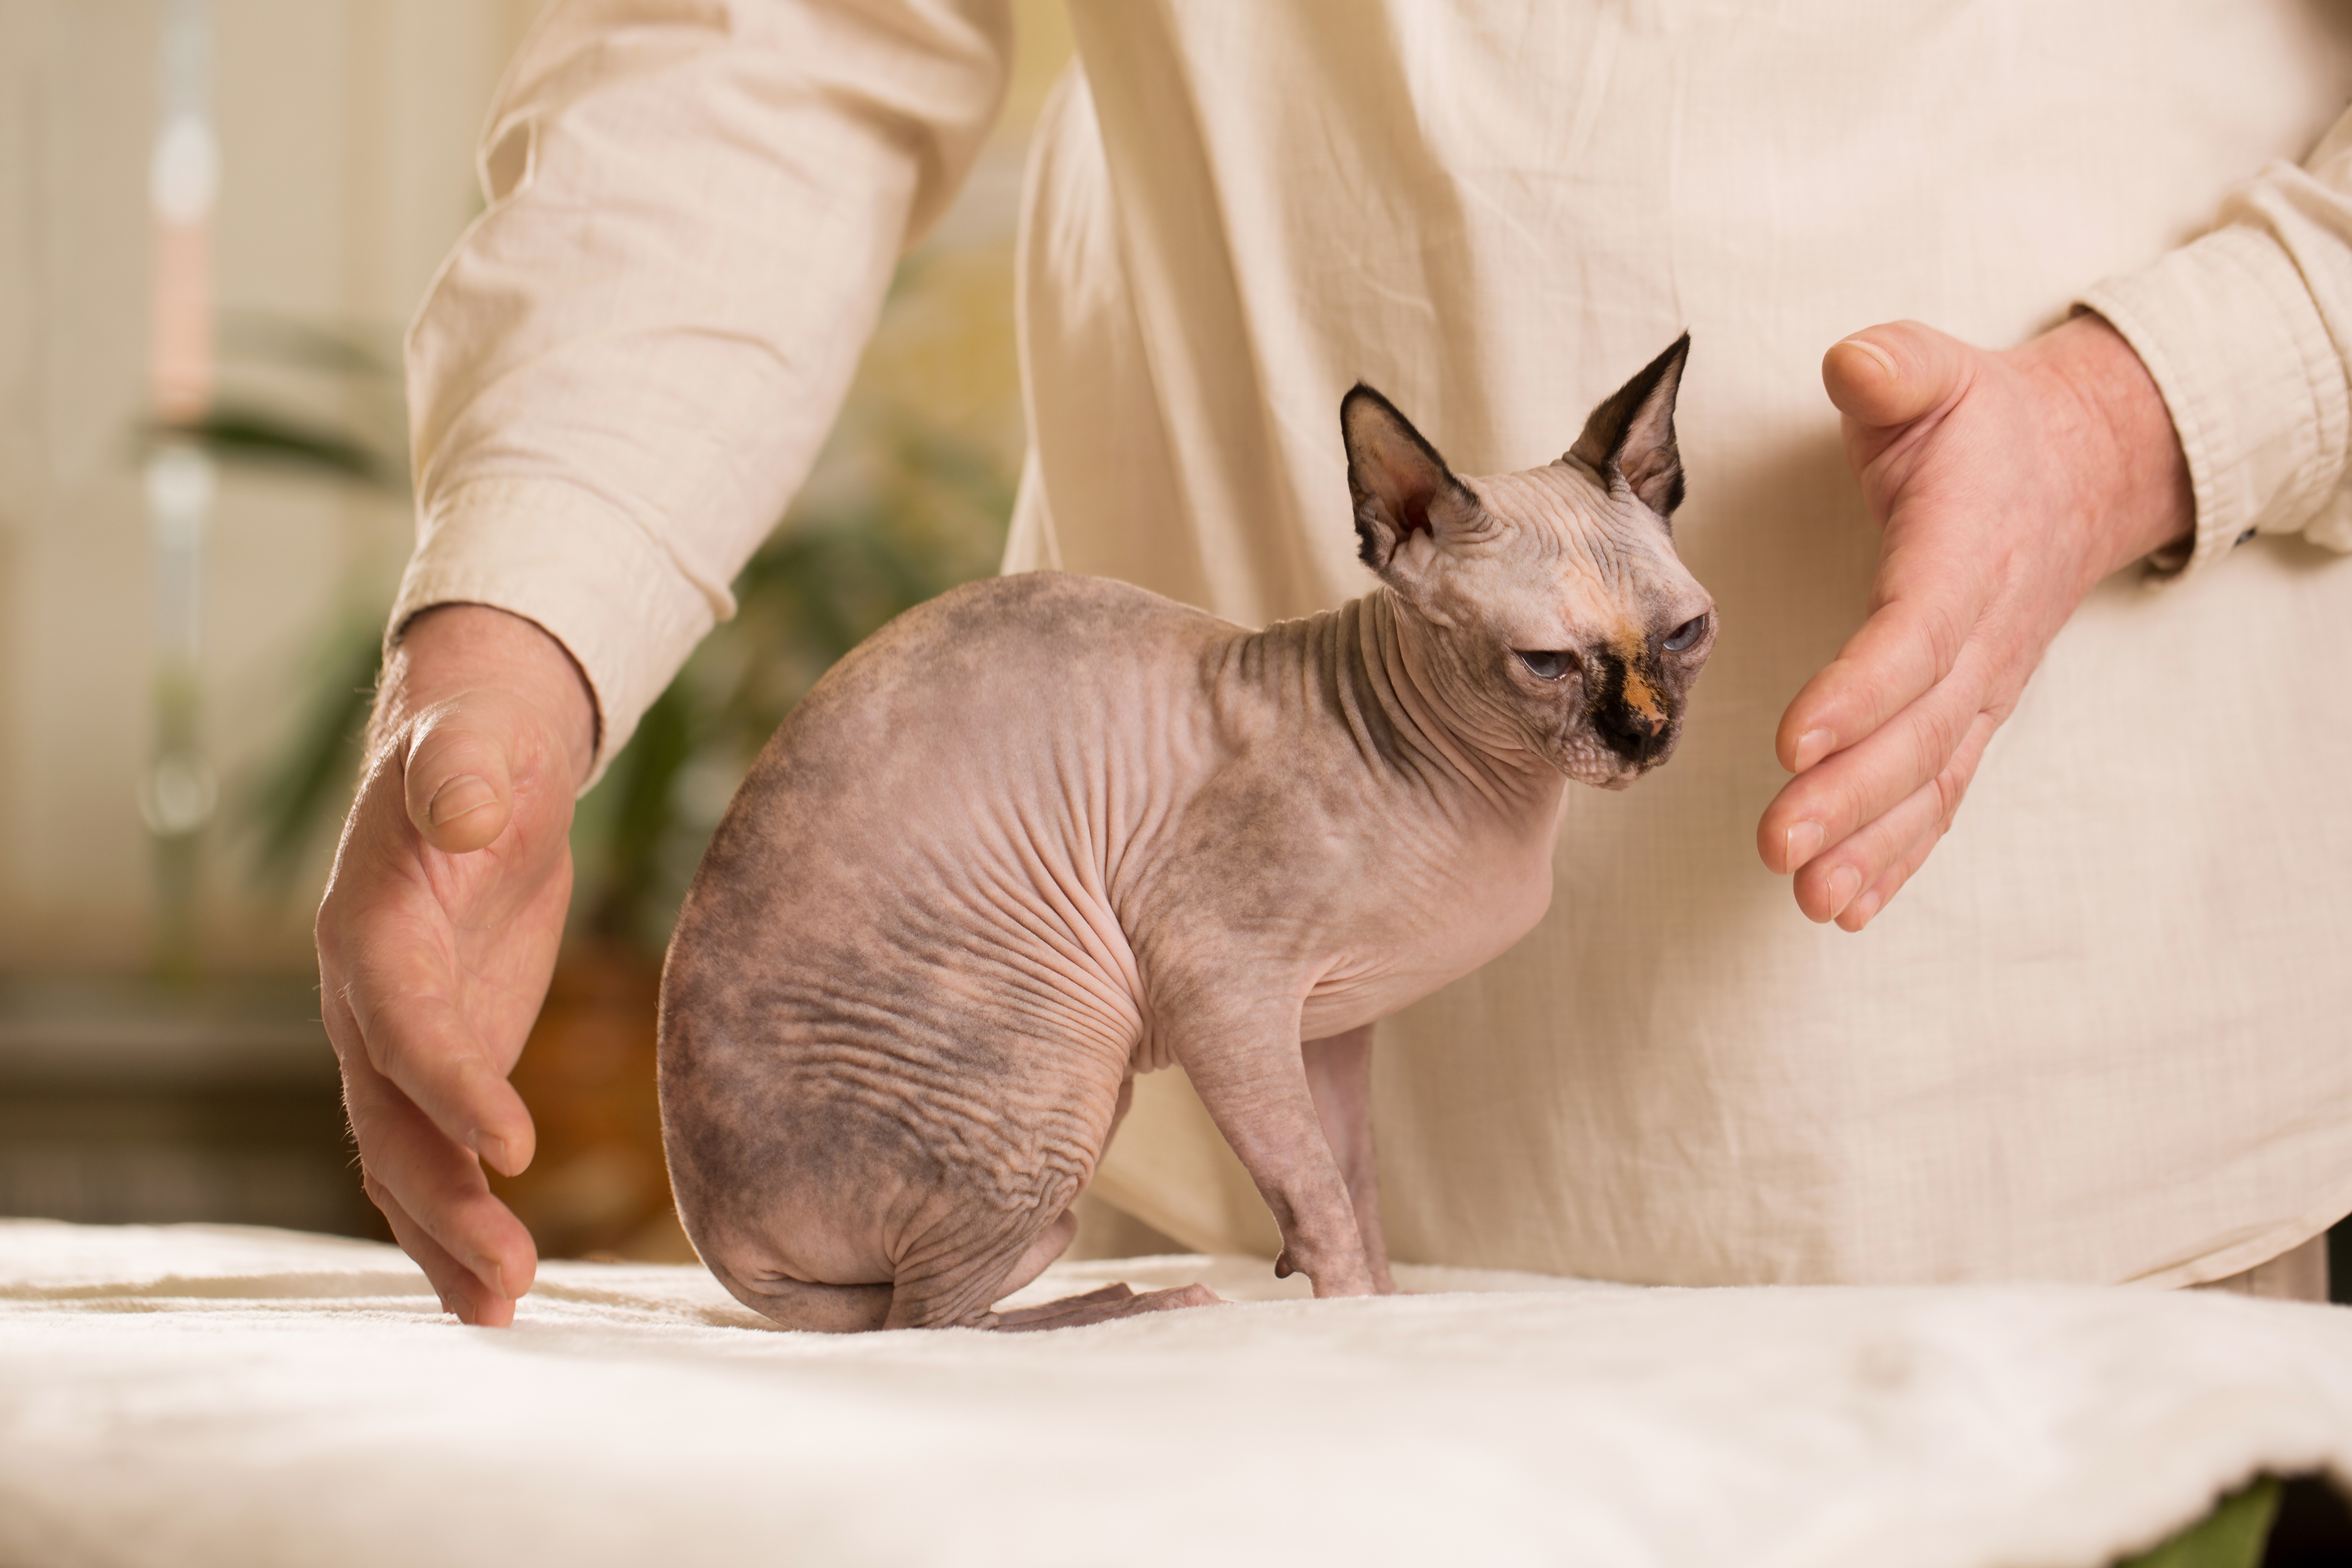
[316,605,597,1324]
[1757,315,2193,930]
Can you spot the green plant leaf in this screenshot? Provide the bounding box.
[148,407,403,494]
[2113,1476,2281,1568]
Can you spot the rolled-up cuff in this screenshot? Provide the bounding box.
[387,477,725,790]
[2079,224,2352,582]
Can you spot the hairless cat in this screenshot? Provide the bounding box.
[659,337,1714,1331]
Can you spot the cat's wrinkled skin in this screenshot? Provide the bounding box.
[661,337,1714,1332]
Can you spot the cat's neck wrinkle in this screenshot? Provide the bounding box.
[1235,592,1553,813]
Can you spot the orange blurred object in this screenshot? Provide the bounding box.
[487,945,695,1263]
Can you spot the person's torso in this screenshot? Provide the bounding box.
[1008,0,2352,1286]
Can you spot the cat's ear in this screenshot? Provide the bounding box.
[1343,384,1481,589]
[1565,333,1690,521]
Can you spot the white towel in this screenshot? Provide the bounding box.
[1,1219,2346,1567]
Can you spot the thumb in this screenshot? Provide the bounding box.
[1823,319,1975,429]
[402,697,519,855]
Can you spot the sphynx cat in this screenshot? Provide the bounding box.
[660,337,1715,1331]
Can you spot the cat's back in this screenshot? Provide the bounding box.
[674,571,1230,952]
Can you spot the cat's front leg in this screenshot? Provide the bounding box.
[1302,1025,1396,1294]
[1156,987,1379,1299]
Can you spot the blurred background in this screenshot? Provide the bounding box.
[0,0,1080,1261]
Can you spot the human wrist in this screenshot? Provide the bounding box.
[375,604,598,790]
[2017,313,2194,577]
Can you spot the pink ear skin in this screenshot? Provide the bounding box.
[1564,333,1691,522]
[1340,383,1479,573]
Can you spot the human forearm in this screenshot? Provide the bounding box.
[404,0,1013,776]
[2002,313,2193,579]
[2080,101,2352,578]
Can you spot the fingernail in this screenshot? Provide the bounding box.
[472,1131,510,1172]
[1824,866,1862,919]
[469,1259,508,1302]
[1784,821,1824,871]
[1791,729,1836,773]
[1847,890,1884,928]
[1839,337,1899,381]
[426,773,496,827]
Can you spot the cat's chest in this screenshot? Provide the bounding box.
[1296,805,1560,1037]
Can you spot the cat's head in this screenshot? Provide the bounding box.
[1343,337,1715,789]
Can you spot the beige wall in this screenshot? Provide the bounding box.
[0,0,546,973]
[0,0,1068,975]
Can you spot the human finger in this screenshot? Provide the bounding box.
[1821,319,1977,432]
[1761,627,1993,878]
[1839,822,1949,934]
[402,699,520,855]
[366,1171,517,1328]
[340,960,538,1175]
[337,1009,538,1314]
[1796,708,1998,926]
[1793,770,1942,923]
[1770,567,1980,778]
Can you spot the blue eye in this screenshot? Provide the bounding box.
[1663,615,1708,652]
[1516,649,1576,681]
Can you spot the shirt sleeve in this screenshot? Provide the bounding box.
[393,0,1011,780]
[2079,106,2352,581]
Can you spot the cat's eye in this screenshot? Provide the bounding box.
[1663,615,1708,653]
[1516,649,1577,681]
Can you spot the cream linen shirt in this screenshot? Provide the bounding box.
[399,1,2352,1288]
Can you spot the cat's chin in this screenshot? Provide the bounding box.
[1554,754,1645,791]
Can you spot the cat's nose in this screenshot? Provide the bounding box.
[1596,701,1667,761]
[1607,703,1665,738]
